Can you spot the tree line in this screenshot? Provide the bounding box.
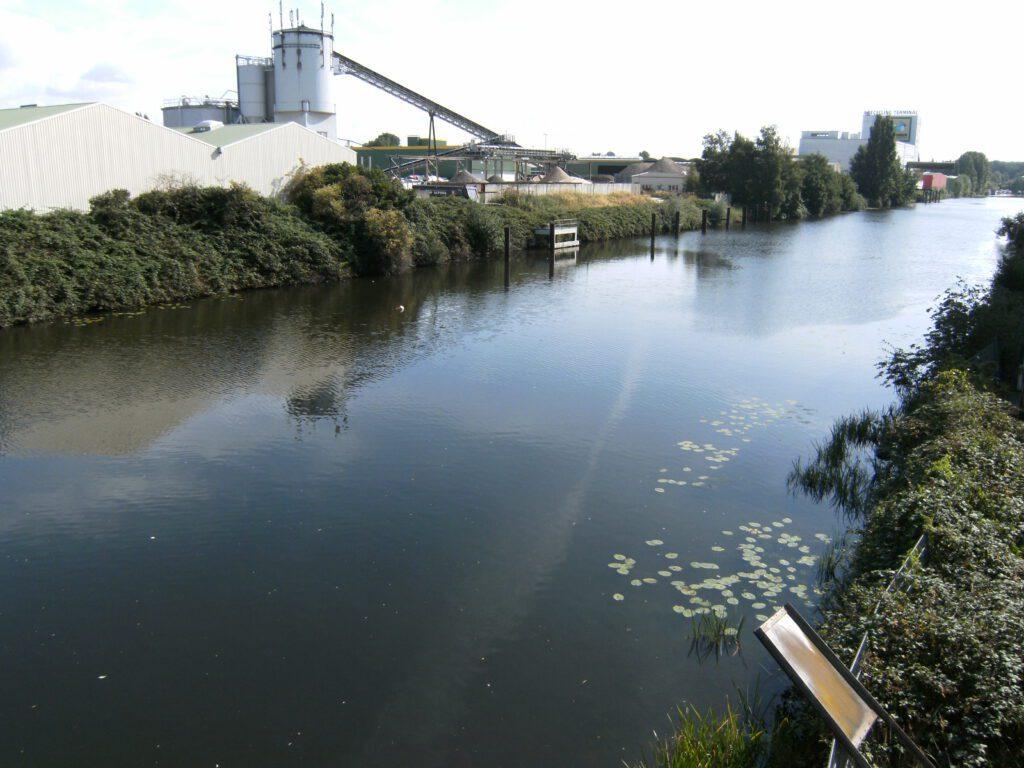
[694,117,937,218]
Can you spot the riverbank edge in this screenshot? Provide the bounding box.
[1,177,720,328]
[1,161,867,329]
[631,211,1024,767]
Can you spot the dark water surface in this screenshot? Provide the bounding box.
[0,198,1018,767]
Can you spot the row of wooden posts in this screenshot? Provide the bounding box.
[502,203,775,285]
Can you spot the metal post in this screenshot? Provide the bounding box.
[503,225,510,289]
[725,206,731,230]
[701,208,708,235]
[548,221,555,278]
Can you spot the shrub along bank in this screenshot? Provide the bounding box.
[768,216,1024,767]
[635,212,1024,768]
[0,165,708,326]
[0,186,344,328]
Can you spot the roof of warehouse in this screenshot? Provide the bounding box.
[172,123,281,146]
[0,103,91,131]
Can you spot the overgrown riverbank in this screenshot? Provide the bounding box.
[0,165,709,328]
[634,211,1024,768]
[780,214,1024,767]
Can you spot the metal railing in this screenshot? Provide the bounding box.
[826,534,928,768]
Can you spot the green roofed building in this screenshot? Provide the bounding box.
[0,102,356,211]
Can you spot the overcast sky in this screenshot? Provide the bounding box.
[1,0,1021,160]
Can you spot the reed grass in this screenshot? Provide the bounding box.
[630,700,768,768]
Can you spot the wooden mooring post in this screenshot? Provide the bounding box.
[673,210,680,235]
[742,206,747,228]
[503,225,510,289]
[650,213,657,255]
[701,208,708,235]
[725,206,732,230]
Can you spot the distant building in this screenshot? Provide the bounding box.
[609,157,690,189]
[0,102,356,212]
[630,157,688,193]
[921,172,947,191]
[798,111,920,170]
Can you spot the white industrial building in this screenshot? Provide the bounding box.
[0,102,355,212]
[798,111,920,170]
[631,157,688,192]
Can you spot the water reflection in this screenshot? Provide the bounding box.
[0,199,1018,767]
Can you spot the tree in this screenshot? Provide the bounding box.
[801,154,842,217]
[639,150,651,161]
[698,131,731,196]
[850,116,908,208]
[955,151,990,195]
[365,132,401,147]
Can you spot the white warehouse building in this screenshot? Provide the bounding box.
[0,102,356,212]
[798,111,920,170]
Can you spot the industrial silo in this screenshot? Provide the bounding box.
[235,56,274,123]
[160,96,239,128]
[271,24,336,139]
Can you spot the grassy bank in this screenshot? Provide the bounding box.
[0,165,706,327]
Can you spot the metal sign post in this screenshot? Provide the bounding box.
[755,604,936,768]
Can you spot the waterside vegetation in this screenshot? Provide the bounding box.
[0,168,700,328]
[637,210,1024,767]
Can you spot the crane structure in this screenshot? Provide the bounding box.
[331,53,505,144]
[330,51,573,179]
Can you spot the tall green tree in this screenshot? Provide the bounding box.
[850,116,909,208]
[365,132,401,147]
[801,154,842,217]
[955,151,990,194]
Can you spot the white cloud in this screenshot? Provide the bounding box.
[0,0,1021,159]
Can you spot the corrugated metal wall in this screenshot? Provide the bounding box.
[0,104,356,211]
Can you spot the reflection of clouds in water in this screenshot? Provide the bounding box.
[353,342,648,763]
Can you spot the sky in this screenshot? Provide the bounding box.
[1,0,1021,160]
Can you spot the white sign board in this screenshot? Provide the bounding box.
[759,608,877,747]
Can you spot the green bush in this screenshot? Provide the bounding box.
[0,184,344,327]
[356,207,413,276]
[778,369,1024,766]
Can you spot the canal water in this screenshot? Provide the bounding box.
[0,198,1017,767]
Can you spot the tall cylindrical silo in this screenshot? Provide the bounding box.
[236,56,273,123]
[271,26,336,140]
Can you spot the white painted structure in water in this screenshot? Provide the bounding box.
[0,102,355,212]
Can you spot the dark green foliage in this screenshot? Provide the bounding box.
[878,219,1024,397]
[955,151,991,194]
[850,117,917,208]
[356,207,413,276]
[0,184,344,327]
[364,132,401,147]
[778,372,1024,767]
[699,128,862,220]
[800,154,843,217]
[777,216,1024,766]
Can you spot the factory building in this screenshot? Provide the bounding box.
[798,111,920,170]
[0,102,355,212]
